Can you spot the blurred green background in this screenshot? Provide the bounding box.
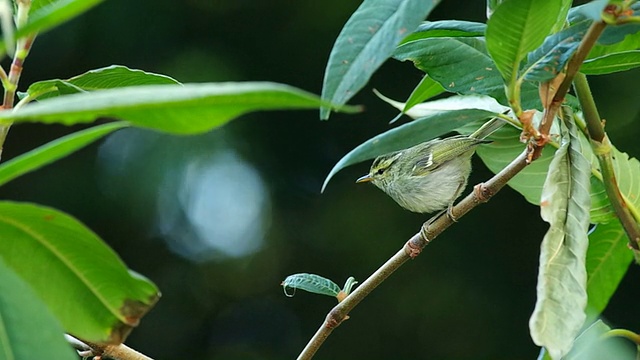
[3,0,640,358]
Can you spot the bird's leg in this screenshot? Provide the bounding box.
[446,177,467,222]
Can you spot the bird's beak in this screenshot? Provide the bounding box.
[356,174,372,183]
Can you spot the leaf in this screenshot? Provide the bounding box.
[395,37,504,100]
[322,109,497,191]
[587,32,640,60]
[17,0,105,38]
[401,75,445,113]
[21,65,180,101]
[399,20,486,44]
[569,2,640,46]
[282,273,341,298]
[522,21,590,82]
[564,320,612,360]
[0,201,160,344]
[529,116,591,360]
[0,82,360,134]
[0,258,77,360]
[585,221,633,319]
[320,0,438,119]
[580,50,640,75]
[486,0,562,85]
[0,122,127,187]
[468,124,555,205]
[376,92,509,120]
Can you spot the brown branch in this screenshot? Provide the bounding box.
[297,148,531,360]
[531,20,607,161]
[67,335,154,360]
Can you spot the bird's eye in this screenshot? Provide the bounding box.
[376,168,385,175]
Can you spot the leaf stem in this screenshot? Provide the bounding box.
[67,335,154,360]
[573,72,640,250]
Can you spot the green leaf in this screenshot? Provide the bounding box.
[402,75,445,113]
[282,273,341,298]
[0,82,360,134]
[17,0,105,38]
[322,109,497,191]
[580,50,640,75]
[0,201,160,343]
[486,0,562,85]
[394,37,505,101]
[587,32,640,59]
[320,0,438,119]
[585,221,633,319]
[0,258,77,360]
[0,122,127,187]
[529,115,591,359]
[469,124,554,205]
[21,65,180,101]
[399,20,486,44]
[564,320,613,360]
[522,21,589,82]
[569,2,640,46]
[376,92,509,120]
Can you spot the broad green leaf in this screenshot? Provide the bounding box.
[580,50,640,75]
[0,201,160,343]
[399,20,486,44]
[21,65,180,101]
[402,75,445,113]
[587,32,640,60]
[282,273,341,298]
[0,258,76,360]
[395,37,504,100]
[529,115,591,360]
[322,109,497,191]
[550,0,573,34]
[0,82,359,134]
[469,124,554,205]
[0,122,127,187]
[486,0,562,85]
[522,21,589,82]
[320,0,439,119]
[585,221,633,319]
[17,0,105,38]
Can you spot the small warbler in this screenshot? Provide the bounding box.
[356,117,504,214]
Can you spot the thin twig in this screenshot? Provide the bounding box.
[67,335,154,360]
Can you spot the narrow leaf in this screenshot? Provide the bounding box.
[22,65,180,101]
[320,0,439,119]
[399,20,486,44]
[0,201,160,343]
[486,0,562,85]
[0,258,77,360]
[282,273,341,298]
[322,109,497,191]
[529,115,591,359]
[580,50,640,75]
[0,122,127,187]
[585,221,633,319]
[402,75,445,113]
[0,82,360,134]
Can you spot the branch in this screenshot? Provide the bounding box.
[66,335,154,360]
[297,148,531,360]
[531,20,607,161]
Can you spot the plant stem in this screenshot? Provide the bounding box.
[531,20,607,161]
[573,72,640,250]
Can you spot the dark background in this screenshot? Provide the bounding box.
[4,0,640,359]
